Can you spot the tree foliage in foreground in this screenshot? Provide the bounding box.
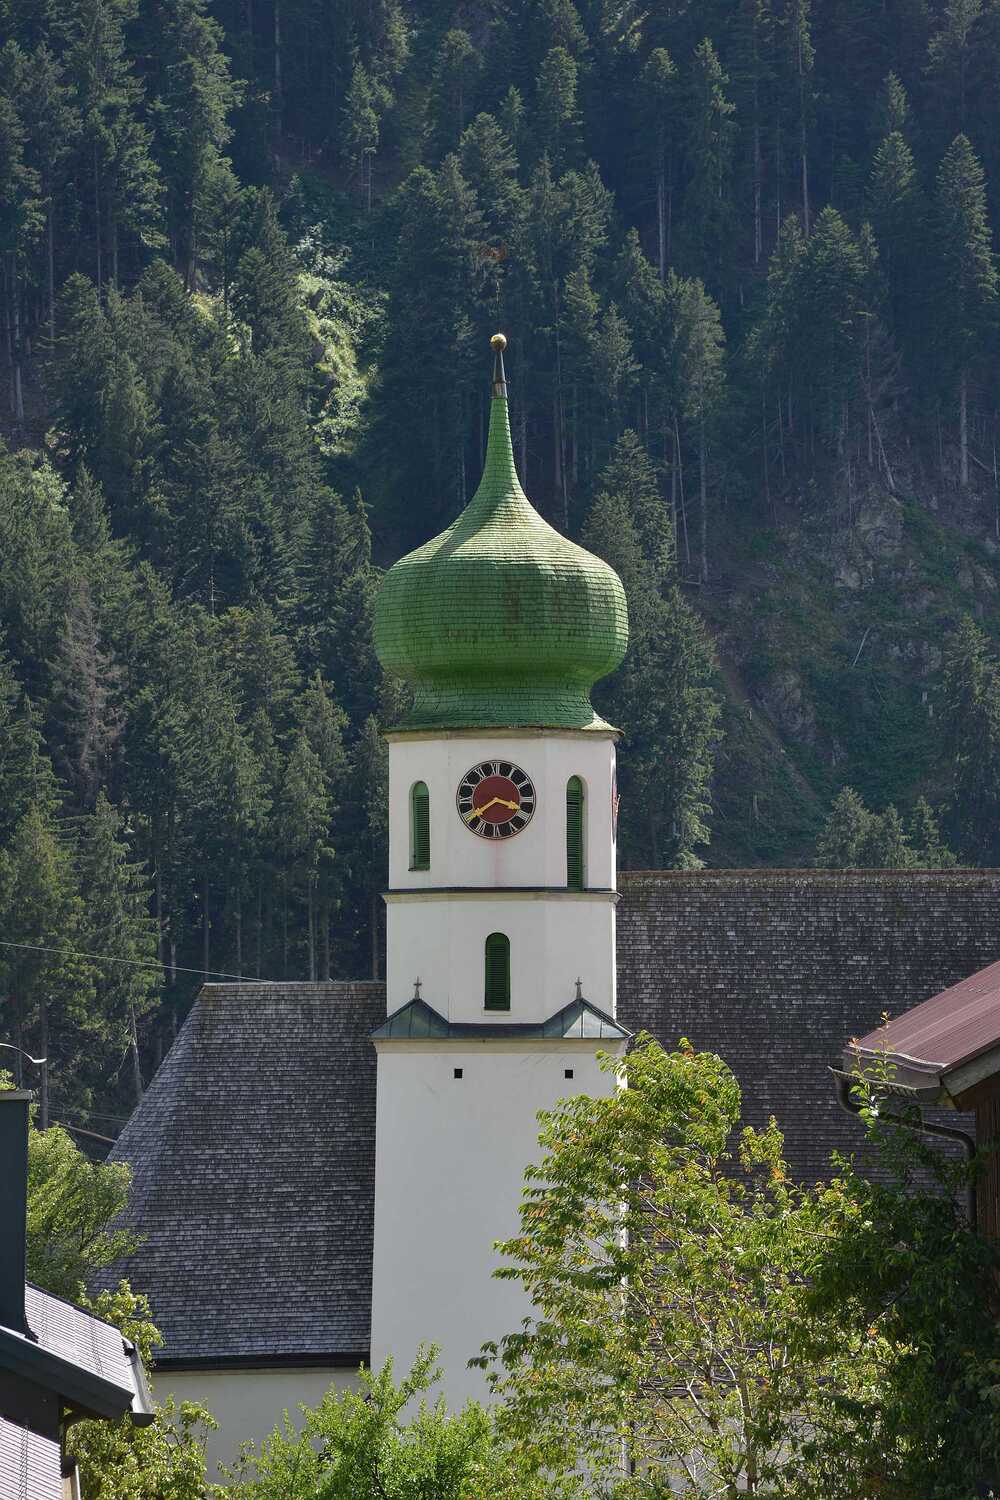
[479,1036,1000,1497]
[226,1345,564,1500]
[17,1100,220,1499]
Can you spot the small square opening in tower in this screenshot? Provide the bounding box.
[564,1068,574,1079]
[454,1067,463,1079]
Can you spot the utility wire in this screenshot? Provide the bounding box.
[0,940,266,984]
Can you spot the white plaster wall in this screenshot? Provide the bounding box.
[156,1365,361,1478]
[369,1041,624,1412]
[387,732,617,892]
[385,891,616,1022]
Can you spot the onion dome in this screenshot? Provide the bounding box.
[374,335,628,732]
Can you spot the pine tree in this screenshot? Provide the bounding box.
[814,786,874,866]
[344,63,384,213]
[50,578,125,810]
[428,29,480,152]
[942,616,1000,861]
[729,0,774,269]
[931,134,998,486]
[0,43,43,424]
[15,42,76,346]
[780,0,814,235]
[138,0,241,288]
[926,0,983,137]
[908,797,957,867]
[867,131,922,348]
[276,730,330,979]
[584,436,720,868]
[0,806,91,1123]
[535,47,581,171]
[872,71,910,142]
[58,0,163,289]
[0,650,60,844]
[75,792,159,1104]
[682,40,735,291]
[638,48,679,279]
[667,272,725,581]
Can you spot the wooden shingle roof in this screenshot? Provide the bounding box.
[107,871,1000,1364]
[108,982,385,1367]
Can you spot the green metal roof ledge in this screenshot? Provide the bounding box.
[371,996,631,1042]
[373,335,629,733]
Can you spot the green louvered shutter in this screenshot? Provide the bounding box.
[484,932,511,1011]
[566,777,584,890]
[410,782,430,870]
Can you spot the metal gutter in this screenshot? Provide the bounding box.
[831,1069,977,1228]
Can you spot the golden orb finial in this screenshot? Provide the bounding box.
[491,332,507,351]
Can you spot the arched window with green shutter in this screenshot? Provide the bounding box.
[566,776,585,889]
[410,781,430,870]
[484,932,511,1011]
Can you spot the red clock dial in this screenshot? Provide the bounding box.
[457,760,536,839]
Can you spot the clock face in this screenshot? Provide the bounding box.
[457,760,536,839]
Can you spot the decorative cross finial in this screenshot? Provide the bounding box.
[575,977,583,1000]
[413,977,422,1000]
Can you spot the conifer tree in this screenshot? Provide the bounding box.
[75,792,159,1103]
[0,651,60,844]
[639,48,679,278]
[0,806,92,1122]
[584,434,720,867]
[535,47,581,170]
[50,578,125,810]
[942,616,1000,861]
[682,40,735,291]
[867,130,922,349]
[931,134,997,486]
[138,0,241,288]
[344,63,384,213]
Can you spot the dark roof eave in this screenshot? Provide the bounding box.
[844,1035,1000,1105]
[0,1327,141,1424]
[155,1350,367,1372]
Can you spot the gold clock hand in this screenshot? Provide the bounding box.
[465,797,500,820]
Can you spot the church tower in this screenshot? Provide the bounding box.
[370,335,630,1406]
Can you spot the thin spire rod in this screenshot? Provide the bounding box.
[491,332,507,398]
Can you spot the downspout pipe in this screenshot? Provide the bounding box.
[832,1070,978,1230]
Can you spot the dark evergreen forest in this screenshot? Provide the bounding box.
[4,0,1000,1129]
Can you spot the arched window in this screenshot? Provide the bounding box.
[566,776,585,890]
[410,782,430,870]
[484,932,511,1011]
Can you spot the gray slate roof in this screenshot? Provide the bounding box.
[108,982,385,1366]
[108,871,1000,1364]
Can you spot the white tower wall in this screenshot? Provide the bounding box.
[369,1039,620,1409]
[371,723,627,1406]
[387,730,618,894]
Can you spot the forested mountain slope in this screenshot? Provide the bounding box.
[3,0,1000,1122]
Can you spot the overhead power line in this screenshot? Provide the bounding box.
[0,940,266,984]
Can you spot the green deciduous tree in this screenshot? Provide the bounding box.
[481,1034,1000,1496]
[17,1104,220,1499]
[228,1347,558,1500]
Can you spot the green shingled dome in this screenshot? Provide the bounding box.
[374,379,628,732]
